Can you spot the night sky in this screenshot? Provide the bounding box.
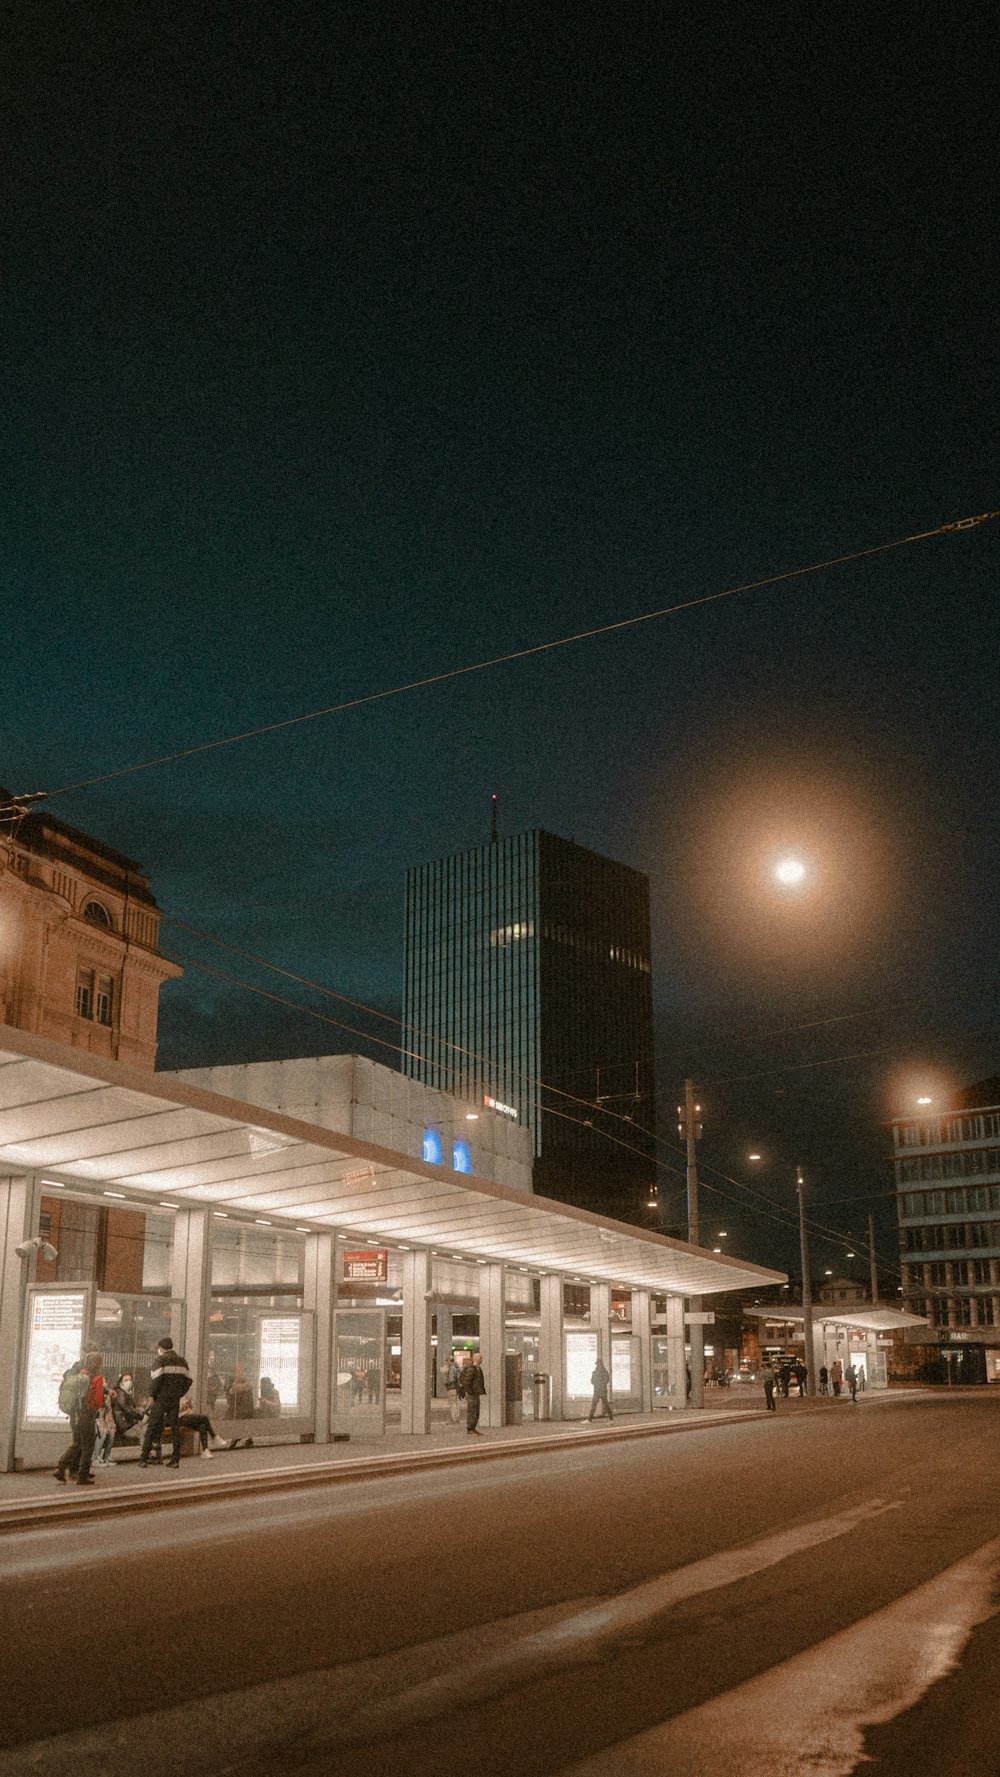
[4,10,998,1281]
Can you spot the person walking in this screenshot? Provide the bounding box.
[588,1356,614,1422]
[54,1350,104,1483]
[761,1360,777,1412]
[139,1337,192,1469]
[818,1364,829,1395]
[459,1352,486,1435]
[847,1363,859,1402]
[831,1359,843,1397]
[443,1354,462,1423]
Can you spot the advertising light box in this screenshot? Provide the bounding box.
[24,1290,86,1423]
[565,1330,598,1398]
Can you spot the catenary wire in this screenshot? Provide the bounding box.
[26,508,998,801]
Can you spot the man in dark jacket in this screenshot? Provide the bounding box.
[588,1356,613,1422]
[139,1337,193,1469]
[459,1352,487,1436]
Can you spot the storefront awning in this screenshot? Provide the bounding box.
[0,1028,785,1298]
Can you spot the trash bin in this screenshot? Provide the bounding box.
[533,1371,551,1422]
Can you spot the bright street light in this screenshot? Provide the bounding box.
[775,856,807,886]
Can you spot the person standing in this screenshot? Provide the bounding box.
[139,1337,192,1469]
[588,1356,614,1422]
[761,1360,777,1411]
[460,1352,486,1435]
[54,1350,104,1483]
[831,1358,843,1397]
[818,1364,829,1395]
[847,1363,859,1401]
[443,1353,462,1423]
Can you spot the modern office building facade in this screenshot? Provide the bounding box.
[891,1077,1000,1384]
[403,829,656,1220]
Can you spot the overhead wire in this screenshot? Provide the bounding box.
[23,507,998,803]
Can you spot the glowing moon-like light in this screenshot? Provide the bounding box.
[775,857,806,885]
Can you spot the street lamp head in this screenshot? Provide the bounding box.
[774,856,806,886]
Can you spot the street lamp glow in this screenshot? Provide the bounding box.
[775,856,806,886]
[916,1096,932,1106]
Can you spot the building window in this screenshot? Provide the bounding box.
[82,900,112,928]
[96,975,114,1026]
[75,969,94,1019]
[954,1298,973,1327]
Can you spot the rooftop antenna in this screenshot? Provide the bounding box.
[490,792,498,845]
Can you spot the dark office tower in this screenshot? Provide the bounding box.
[403,830,656,1222]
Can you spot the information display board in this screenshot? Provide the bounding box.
[23,1289,87,1423]
[564,1330,599,1401]
[258,1315,303,1412]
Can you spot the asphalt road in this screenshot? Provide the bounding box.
[3,1393,1000,1776]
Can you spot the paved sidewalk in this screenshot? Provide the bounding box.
[1,1387,912,1531]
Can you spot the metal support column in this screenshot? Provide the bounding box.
[633,1288,653,1411]
[399,1247,432,1434]
[0,1175,33,1473]
[303,1230,335,1442]
[539,1274,565,1420]
[666,1294,688,1408]
[479,1262,505,1427]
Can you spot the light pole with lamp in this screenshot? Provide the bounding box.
[680,1080,705,1409]
[796,1165,816,1396]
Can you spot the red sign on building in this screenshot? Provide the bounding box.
[343,1249,388,1283]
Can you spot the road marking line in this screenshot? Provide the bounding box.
[0,1495,902,1775]
[558,1534,1000,1777]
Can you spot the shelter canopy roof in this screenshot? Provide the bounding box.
[0,1030,785,1298]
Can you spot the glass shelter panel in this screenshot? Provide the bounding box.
[332,1310,387,1436]
[205,1303,313,1426]
[611,1333,643,1412]
[651,1334,681,1406]
[564,1329,599,1415]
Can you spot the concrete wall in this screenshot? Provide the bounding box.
[167,1053,535,1195]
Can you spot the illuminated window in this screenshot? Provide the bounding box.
[422,1128,442,1165]
[452,1140,471,1174]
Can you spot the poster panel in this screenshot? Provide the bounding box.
[23,1289,88,1424]
[564,1330,598,1404]
[258,1315,304,1413]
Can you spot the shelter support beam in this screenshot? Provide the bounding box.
[400,1247,431,1434]
[666,1294,688,1408]
[0,1175,33,1473]
[170,1209,211,1405]
[539,1273,564,1420]
[633,1289,653,1411]
[479,1262,505,1427]
[303,1231,335,1442]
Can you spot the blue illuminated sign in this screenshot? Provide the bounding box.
[452,1139,471,1174]
[422,1127,442,1165]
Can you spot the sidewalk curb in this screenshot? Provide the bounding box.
[0,1409,767,1534]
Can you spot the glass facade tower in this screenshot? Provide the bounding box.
[403,830,656,1220]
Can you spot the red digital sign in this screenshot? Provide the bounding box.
[343,1249,388,1282]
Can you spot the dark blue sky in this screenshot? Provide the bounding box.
[4,8,997,1275]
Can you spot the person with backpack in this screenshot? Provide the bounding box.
[138,1337,192,1470]
[458,1352,487,1435]
[54,1350,104,1484]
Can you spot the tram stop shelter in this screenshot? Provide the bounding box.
[0,1028,785,1470]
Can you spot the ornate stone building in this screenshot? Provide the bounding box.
[0,791,180,1069]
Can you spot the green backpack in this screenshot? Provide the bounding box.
[57,1365,89,1416]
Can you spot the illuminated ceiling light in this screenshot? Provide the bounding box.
[718,1231,728,1238]
[213,1212,229,1219]
[465,1113,479,1121]
[41,1179,65,1188]
[103,1191,126,1199]
[824,1269,833,1276]
[158,1202,178,1211]
[254,1219,272,1226]
[295,1227,310,1234]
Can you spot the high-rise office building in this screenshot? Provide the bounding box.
[403,829,656,1220]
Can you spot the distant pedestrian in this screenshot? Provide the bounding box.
[795,1363,808,1398]
[778,1365,790,1398]
[847,1363,859,1402]
[761,1361,777,1411]
[818,1365,829,1395]
[443,1354,462,1423]
[459,1352,486,1435]
[139,1337,192,1470]
[588,1357,614,1422]
[831,1359,843,1397]
[54,1350,104,1485]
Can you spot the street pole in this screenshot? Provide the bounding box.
[868,1212,879,1305]
[683,1079,704,1409]
[796,1166,816,1396]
